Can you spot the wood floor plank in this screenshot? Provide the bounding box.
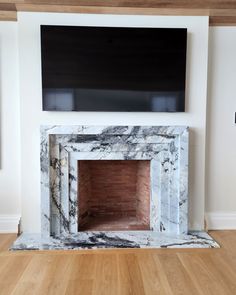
[137,252,173,294]
[10,255,56,295]
[65,254,96,295]
[198,252,236,295]
[116,253,133,295]
[33,255,74,295]
[0,255,15,284]
[210,230,236,253]
[92,254,119,295]
[117,253,145,295]
[0,234,17,252]
[0,255,32,295]
[178,253,227,295]
[157,253,200,295]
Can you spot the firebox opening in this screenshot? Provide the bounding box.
[78,160,150,231]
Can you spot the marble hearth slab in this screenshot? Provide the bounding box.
[11,231,219,250]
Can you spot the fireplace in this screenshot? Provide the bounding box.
[78,160,150,231]
[11,125,220,250]
[40,125,189,237]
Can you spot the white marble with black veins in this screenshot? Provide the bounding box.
[11,231,219,250]
[11,125,220,250]
[40,125,189,237]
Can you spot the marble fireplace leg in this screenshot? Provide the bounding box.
[150,159,160,231]
[69,156,78,233]
[59,146,70,235]
[179,128,189,234]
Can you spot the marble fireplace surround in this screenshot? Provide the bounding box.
[41,125,189,237]
[11,125,219,249]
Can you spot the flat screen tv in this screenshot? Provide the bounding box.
[41,25,187,112]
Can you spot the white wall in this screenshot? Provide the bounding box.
[18,12,209,233]
[0,22,21,232]
[206,27,236,229]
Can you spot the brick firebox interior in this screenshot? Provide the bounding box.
[78,160,150,231]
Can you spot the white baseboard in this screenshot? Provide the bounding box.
[0,215,21,233]
[205,212,236,230]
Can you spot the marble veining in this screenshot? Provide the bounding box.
[40,125,189,237]
[11,231,219,250]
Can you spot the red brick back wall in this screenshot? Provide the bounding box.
[84,161,138,217]
[78,160,150,229]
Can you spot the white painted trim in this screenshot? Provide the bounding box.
[205,212,236,230]
[0,215,20,233]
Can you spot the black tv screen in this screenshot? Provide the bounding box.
[41,25,187,112]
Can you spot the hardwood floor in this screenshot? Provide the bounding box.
[0,231,236,294]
